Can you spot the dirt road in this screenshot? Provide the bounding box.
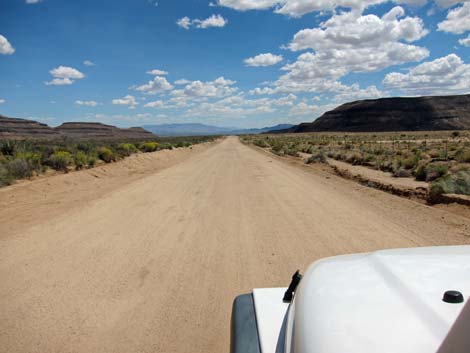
[1,136,469,353]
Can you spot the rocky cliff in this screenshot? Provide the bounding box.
[284,94,470,133]
[0,116,155,140]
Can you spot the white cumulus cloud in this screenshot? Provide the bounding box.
[438,2,470,34]
[45,66,85,86]
[254,7,429,95]
[0,99,5,104]
[383,53,470,95]
[435,0,469,8]
[112,95,139,109]
[459,35,470,46]
[144,100,166,108]
[177,17,191,29]
[215,0,279,11]
[83,60,95,66]
[195,14,228,28]
[177,14,228,29]
[75,100,99,107]
[133,76,174,94]
[174,76,237,98]
[216,0,417,17]
[175,79,191,85]
[147,69,169,75]
[244,53,283,67]
[215,0,439,17]
[0,35,15,55]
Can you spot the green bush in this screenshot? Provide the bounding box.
[47,151,72,171]
[401,155,419,170]
[424,164,448,182]
[118,143,138,157]
[0,164,13,187]
[76,142,95,153]
[414,160,428,181]
[271,141,283,153]
[74,151,88,170]
[139,142,159,152]
[414,162,448,182]
[306,151,327,164]
[0,141,16,156]
[429,170,470,202]
[175,141,191,148]
[454,148,470,163]
[88,155,97,167]
[253,139,269,148]
[393,168,412,178]
[283,147,299,157]
[345,152,363,165]
[97,147,114,163]
[159,143,173,150]
[6,159,33,179]
[15,152,42,171]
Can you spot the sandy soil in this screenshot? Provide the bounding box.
[0,141,215,237]
[1,136,469,353]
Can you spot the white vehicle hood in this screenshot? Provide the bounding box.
[253,246,470,353]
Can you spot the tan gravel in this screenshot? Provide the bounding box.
[1,136,469,353]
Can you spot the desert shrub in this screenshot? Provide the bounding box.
[401,155,419,170]
[429,170,470,202]
[47,151,72,171]
[451,131,460,138]
[74,151,88,170]
[139,142,159,152]
[175,141,192,148]
[118,143,138,157]
[159,143,173,150]
[15,152,42,171]
[306,151,327,164]
[454,148,470,163]
[414,160,428,181]
[76,142,95,153]
[0,140,16,156]
[345,152,362,165]
[0,164,13,187]
[87,155,97,167]
[97,147,114,163]
[271,141,284,153]
[393,168,412,178]
[5,159,33,179]
[283,145,299,157]
[362,153,375,164]
[253,139,269,148]
[424,164,448,182]
[377,158,394,172]
[301,145,315,154]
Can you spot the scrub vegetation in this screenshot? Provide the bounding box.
[0,135,215,187]
[243,131,470,200]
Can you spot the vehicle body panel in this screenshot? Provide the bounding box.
[248,245,470,353]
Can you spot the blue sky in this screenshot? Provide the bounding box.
[0,0,469,128]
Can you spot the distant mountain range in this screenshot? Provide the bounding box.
[8,92,468,141]
[142,123,295,136]
[274,94,470,133]
[0,115,155,140]
[0,116,294,140]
